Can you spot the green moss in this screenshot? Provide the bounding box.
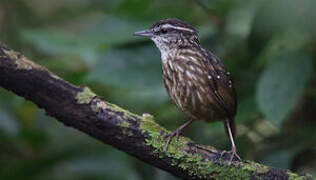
[3,49,31,70]
[16,58,38,70]
[142,113,154,119]
[139,115,252,179]
[139,115,190,157]
[120,121,130,128]
[138,116,278,179]
[140,116,165,134]
[90,100,142,119]
[175,155,251,179]
[76,87,96,104]
[288,173,300,180]
[3,49,48,71]
[108,102,142,119]
[242,161,269,174]
[75,92,311,179]
[89,99,142,123]
[90,100,105,112]
[121,127,134,137]
[289,172,313,180]
[140,118,167,152]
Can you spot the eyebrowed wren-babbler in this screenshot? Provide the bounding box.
[133,18,240,163]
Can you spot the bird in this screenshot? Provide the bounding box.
[133,18,240,163]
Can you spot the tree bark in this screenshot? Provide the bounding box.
[0,43,312,180]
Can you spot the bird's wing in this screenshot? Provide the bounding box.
[176,47,237,117]
[202,49,237,118]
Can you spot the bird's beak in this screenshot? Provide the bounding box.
[133,29,154,37]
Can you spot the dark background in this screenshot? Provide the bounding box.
[0,0,315,179]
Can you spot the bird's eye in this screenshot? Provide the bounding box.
[161,29,167,34]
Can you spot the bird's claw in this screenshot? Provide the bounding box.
[220,149,241,165]
[164,130,181,152]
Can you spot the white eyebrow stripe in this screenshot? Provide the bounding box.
[161,24,195,32]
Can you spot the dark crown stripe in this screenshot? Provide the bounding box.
[151,18,198,33]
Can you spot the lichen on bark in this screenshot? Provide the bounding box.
[76,87,96,104]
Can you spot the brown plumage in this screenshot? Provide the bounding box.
[134,18,240,163]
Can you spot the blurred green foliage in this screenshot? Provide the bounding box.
[0,0,315,179]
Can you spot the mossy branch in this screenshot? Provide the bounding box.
[0,43,312,180]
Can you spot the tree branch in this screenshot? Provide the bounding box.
[0,43,312,180]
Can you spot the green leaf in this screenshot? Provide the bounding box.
[20,16,149,67]
[86,46,168,103]
[256,51,312,127]
[255,30,310,68]
[226,0,258,38]
[252,0,316,37]
[21,29,98,66]
[82,16,150,47]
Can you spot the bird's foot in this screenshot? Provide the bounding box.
[220,148,241,165]
[164,129,182,153]
[163,120,193,153]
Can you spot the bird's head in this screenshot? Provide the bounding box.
[134,18,199,53]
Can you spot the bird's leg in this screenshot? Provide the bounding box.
[221,120,241,165]
[164,120,193,152]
